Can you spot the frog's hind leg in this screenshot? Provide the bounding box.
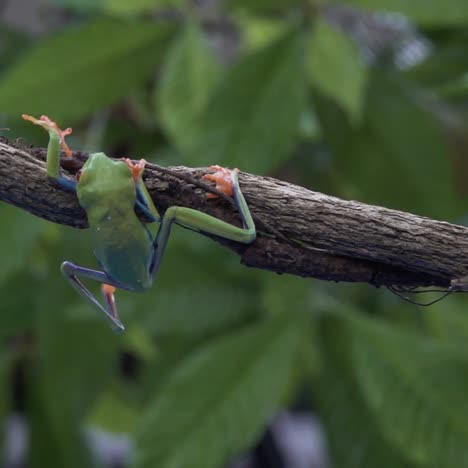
[149,166,256,277]
[61,261,127,333]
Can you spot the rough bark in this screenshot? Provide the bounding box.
[1,136,467,290]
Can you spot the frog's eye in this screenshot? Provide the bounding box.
[76,169,83,181]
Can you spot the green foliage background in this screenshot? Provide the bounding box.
[1,0,468,466]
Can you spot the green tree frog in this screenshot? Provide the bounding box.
[23,114,256,333]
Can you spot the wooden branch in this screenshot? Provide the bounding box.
[1,136,467,290]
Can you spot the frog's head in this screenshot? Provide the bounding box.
[76,152,136,215]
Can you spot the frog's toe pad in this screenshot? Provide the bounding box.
[203,165,237,199]
[123,158,147,183]
[22,114,73,157]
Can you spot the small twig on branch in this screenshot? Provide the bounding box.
[1,136,468,290]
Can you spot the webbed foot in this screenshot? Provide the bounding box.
[123,158,147,183]
[22,114,73,157]
[101,284,123,328]
[202,165,237,199]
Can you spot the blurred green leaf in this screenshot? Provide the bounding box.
[316,71,463,219]
[51,0,184,13]
[344,311,468,467]
[133,315,301,468]
[227,0,303,12]
[308,18,367,124]
[341,0,468,27]
[104,0,185,15]
[37,309,120,419]
[0,19,175,122]
[0,203,44,286]
[0,351,11,460]
[123,324,158,361]
[432,73,468,99]
[424,297,468,342]
[139,284,257,336]
[27,308,119,468]
[157,23,221,152]
[186,29,306,173]
[0,272,40,333]
[89,389,139,433]
[0,26,30,73]
[316,315,415,468]
[49,0,103,10]
[406,39,468,90]
[261,272,314,317]
[262,274,321,376]
[28,392,98,468]
[238,16,291,52]
[0,225,88,335]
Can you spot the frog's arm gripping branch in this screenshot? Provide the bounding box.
[1,135,468,290]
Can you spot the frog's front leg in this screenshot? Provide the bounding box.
[22,114,76,192]
[124,158,160,222]
[61,261,126,333]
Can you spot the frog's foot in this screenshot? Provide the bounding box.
[22,114,73,157]
[124,158,147,183]
[101,284,121,324]
[203,165,237,199]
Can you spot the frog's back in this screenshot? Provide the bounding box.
[90,211,154,291]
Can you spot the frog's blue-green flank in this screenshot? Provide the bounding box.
[23,114,256,333]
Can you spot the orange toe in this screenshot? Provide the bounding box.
[22,114,73,157]
[203,165,235,198]
[124,158,146,183]
[102,284,116,295]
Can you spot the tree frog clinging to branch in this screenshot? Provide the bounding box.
[23,114,256,333]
